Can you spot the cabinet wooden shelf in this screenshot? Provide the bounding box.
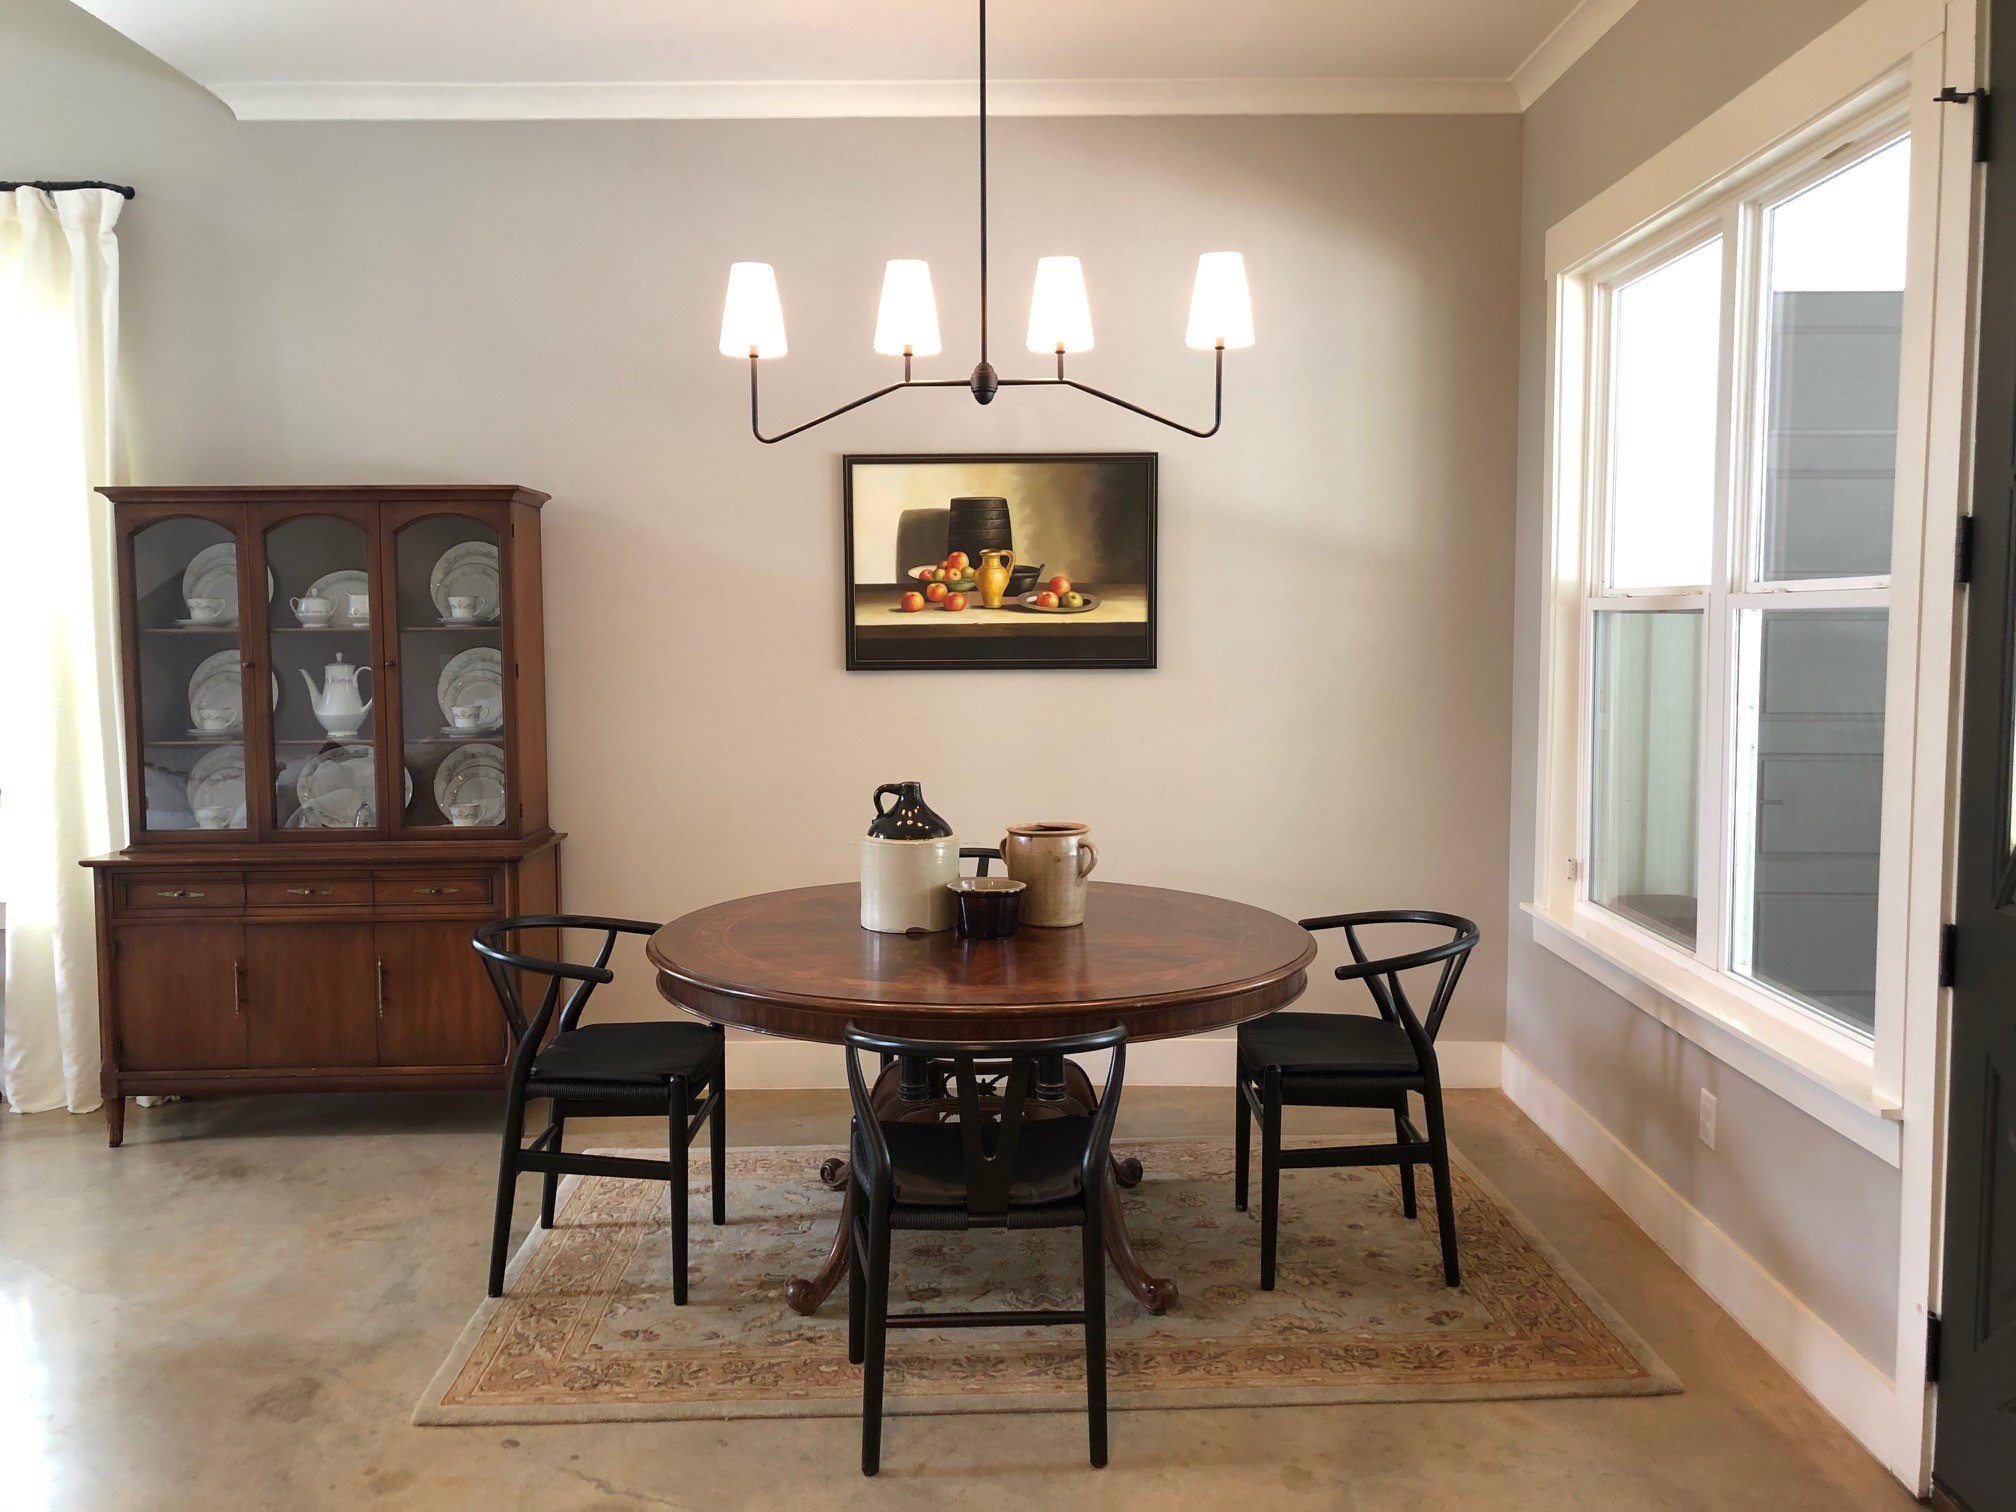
[84,485,562,1146]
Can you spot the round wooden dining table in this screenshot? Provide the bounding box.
[648,880,1316,1315]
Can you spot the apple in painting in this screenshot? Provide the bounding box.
[924,582,948,603]
[1048,575,1072,595]
[942,592,968,612]
[1035,591,1060,608]
[899,591,926,612]
[1062,591,1085,608]
[946,551,970,572]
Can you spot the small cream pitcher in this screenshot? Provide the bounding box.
[999,821,1098,927]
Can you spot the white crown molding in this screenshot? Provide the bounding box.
[1511,0,1641,108]
[212,75,1523,122]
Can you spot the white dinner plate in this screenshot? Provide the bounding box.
[304,569,372,628]
[437,646,504,731]
[181,543,275,625]
[187,650,278,732]
[185,744,247,827]
[428,541,501,622]
[434,742,506,826]
[294,744,413,827]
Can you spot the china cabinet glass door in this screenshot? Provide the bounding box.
[263,510,385,832]
[390,512,509,832]
[128,513,260,835]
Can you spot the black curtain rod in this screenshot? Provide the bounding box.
[1,179,136,200]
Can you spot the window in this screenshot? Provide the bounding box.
[1556,101,1924,1051]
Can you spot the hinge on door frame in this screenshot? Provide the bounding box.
[1956,514,1976,585]
[1936,87,1991,163]
[1926,1312,1943,1383]
[1938,923,1959,989]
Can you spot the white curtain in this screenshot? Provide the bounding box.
[0,187,126,1114]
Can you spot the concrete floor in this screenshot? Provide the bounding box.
[0,1086,1916,1511]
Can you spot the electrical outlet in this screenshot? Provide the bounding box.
[1698,1089,1717,1150]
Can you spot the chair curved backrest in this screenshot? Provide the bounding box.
[471,915,661,1068]
[842,1023,1127,1221]
[960,846,1002,877]
[1295,910,1481,1073]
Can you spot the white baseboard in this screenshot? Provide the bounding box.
[725,1036,1507,1091]
[1500,1047,1907,1472]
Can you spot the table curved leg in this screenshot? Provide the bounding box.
[785,1179,852,1316]
[1104,1178,1176,1314]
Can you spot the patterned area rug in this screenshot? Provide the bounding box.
[416,1138,1678,1424]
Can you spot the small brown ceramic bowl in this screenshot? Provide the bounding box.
[948,876,1025,940]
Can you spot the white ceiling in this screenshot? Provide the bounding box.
[71,0,1638,120]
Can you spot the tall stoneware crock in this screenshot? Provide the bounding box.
[998,821,1098,927]
[860,782,960,933]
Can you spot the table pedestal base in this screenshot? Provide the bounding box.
[782,1059,1176,1317]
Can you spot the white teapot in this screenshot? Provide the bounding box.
[300,653,373,739]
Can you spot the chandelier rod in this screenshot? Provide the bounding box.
[978,0,990,369]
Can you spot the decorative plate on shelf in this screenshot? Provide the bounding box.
[429,541,501,622]
[304,569,372,628]
[181,543,275,624]
[294,744,413,827]
[185,744,247,827]
[437,646,504,731]
[434,742,507,826]
[186,650,278,733]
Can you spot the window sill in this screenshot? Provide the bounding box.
[1522,902,1903,1165]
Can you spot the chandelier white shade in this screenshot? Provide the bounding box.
[1025,256,1095,354]
[1186,252,1254,351]
[872,259,943,356]
[719,261,788,358]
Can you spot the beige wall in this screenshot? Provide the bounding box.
[7,0,1521,1047]
[1510,0,1901,1370]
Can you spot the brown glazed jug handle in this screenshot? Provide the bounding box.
[874,784,903,816]
[1077,840,1099,879]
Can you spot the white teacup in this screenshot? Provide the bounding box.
[291,594,334,626]
[186,596,226,623]
[195,708,235,732]
[449,704,484,731]
[346,591,371,624]
[444,802,486,827]
[194,805,232,830]
[445,594,481,623]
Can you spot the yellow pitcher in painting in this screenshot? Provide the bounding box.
[975,548,1016,608]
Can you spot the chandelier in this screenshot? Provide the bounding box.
[717,0,1254,443]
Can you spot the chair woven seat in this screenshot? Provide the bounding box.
[1238,1011,1421,1078]
[530,1020,724,1090]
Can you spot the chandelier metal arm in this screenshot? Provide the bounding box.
[748,355,967,444]
[997,344,1226,439]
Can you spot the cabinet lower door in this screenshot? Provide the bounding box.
[243,923,380,1067]
[114,924,247,1071]
[374,921,505,1067]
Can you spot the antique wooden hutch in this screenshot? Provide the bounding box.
[84,486,561,1145]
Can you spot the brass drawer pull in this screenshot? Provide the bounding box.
[376,958,386,1019]
[416,886,461,896]
[156,889,204,899]
[233,959,245,1017]
[285,887,332,897]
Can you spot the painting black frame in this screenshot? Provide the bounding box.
[842,452,1158,672]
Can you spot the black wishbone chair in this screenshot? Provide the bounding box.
[843,1023,1127,1476]
[473,915,726,1302]
[1234,911,1480,1290]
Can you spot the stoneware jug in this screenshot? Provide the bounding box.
[861,781,959,933]
[999,821,1099,927]
[299,652,372,740]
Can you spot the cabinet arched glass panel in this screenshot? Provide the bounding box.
[264,513,382,830]
[394,514,508,830]
[130,515,259,833]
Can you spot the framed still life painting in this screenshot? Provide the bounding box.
[842,452,1157,671]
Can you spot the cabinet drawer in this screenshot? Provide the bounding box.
[374,871,497,909]
[113,874,245,915]
[246,876,375,908]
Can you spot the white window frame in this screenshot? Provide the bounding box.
[1532,0,1970,1156]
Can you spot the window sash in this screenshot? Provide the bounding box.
[1572,97,1914,1048]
